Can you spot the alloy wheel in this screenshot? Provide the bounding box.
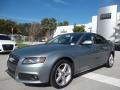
[55,63,72,86]
[109,54,114,67]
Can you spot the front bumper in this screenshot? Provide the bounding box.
[7,58,51,84]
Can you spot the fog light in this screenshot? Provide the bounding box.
[18,73,39,81]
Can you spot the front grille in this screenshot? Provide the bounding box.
[2,44,13,51]
[8,54,19,65]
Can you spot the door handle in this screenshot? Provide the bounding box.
[96,57,99,59]
[102,47,108,49]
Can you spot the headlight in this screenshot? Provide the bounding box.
[22,57,46,64]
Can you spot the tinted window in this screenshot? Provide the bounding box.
[71,34,82,44]
[94,35,107,44]
[47,33,83,44]
[80,34,93,43]
[0,35,11,40]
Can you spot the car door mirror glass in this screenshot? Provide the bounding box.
[82,40,92,45]
[70,43,75,45]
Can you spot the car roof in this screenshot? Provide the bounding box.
[60,32,96,36]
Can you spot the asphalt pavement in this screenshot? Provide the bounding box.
[0,51,120,90]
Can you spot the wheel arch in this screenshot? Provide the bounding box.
[49,57,75,83]
[110,51,115,57]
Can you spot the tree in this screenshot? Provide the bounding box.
[17,23,31,36]
[58,21,69,26]
[63,21,69,26]
[29,23,42,41]
[0,19,17,34]
[41,18,57,40]
[73,25,85,32]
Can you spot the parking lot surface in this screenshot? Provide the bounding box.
[0,51,120,90]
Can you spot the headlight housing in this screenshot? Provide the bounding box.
[22,57,46,64]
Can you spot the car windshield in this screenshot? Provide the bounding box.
[0,35,11,40]
[47,33,83,45]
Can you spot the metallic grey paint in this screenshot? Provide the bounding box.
[7,33,114,84]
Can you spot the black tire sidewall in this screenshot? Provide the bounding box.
[50,60,73,89]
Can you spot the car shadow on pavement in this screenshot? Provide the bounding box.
[24,83,50,87]
[115,50,120,51]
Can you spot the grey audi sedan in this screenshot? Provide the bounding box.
[7,32,114,89]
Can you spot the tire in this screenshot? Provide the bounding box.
[105,54,114,68]
[50,59,73,89]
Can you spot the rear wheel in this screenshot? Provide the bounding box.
[50,60,73,89]
[105,54,114,68]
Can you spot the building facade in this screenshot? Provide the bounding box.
[54,5,120,42]
[97,5,117,42]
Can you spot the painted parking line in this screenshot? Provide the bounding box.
[82,72,120,88]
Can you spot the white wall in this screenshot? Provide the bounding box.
[117,12,120,24]
[53,23,92,37]
[115,12,120,41]
[53,25,74,37]
[84,23,92,32]
[92,16,97,33]
[97,5,117,41]
[117,12,120,20]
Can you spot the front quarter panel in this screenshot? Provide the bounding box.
[46,46,81,75]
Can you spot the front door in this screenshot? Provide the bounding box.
[76,34,99,72]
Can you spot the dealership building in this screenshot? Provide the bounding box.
[54,5,120,42]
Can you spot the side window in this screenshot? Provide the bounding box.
[71,34,81,44]
[94,35,107,44]
[80,34,93,43]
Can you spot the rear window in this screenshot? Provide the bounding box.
[0,35,11,40]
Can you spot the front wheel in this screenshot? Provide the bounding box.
[105,54,114,68]
[50,60,73,89]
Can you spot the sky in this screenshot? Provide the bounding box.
[0,0,120,24]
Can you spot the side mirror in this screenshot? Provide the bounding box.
[82,40,93,45]
[70,43,75,45]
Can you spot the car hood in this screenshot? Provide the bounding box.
[0,40,16,45]
[11,44,73,57]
